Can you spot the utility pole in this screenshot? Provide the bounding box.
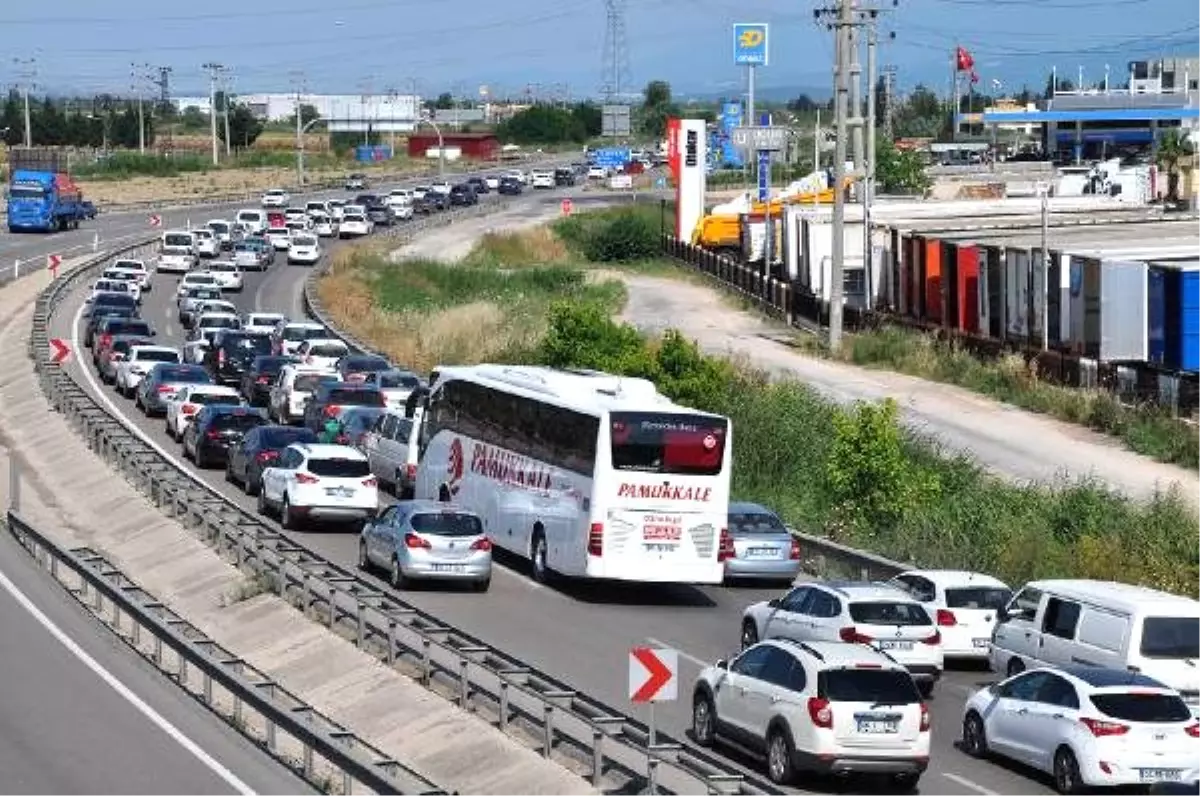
[130,62,151,153]
[824,0,854,352]
[882,65,897,140]
[202,62,222,165]
[848,7,864,180]
[813,107,821,170]
[154,66,174,152]
[290,71,306,187]
[1039,181,1050,350]
[221,69,233,156]
[13,57,36,147]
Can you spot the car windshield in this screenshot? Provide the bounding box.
[308,344,347,357]
[292,236,317,246]
[1090,692,1192,723]
[252,356,291,373]
[1140,617,1200,659]
[200,317,239,328]
[729,510,786,535]
[294,374,337,392]
[210,412,266,432]
[234,243,254,252]
[819,670,921,703]
[109,321,152,336]
[260,428,317,448]
[160,367,209,384]
[848,602,932,626]
[186,275,216,285]
[344,357,389,372]
[342,409,384,433]
[944,587,1013,610]
[410,511,484,537]
[134,349,179,363]
[210,263,236,273]
[190,289,222,301]
[220,334,272,355]
[284,326,326,342]
[307,458,370,478]
[209,222,229,234]
[164,234,192,247]
[609,412,727,476]
[377,372,420,389]
[329,388,379,406]
[249,316,283,326]
[191,392,239,405]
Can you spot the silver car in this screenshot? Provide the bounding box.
[724,502,802,585]
[358,501,492,592]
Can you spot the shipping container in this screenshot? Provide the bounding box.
[1147,260,1200,373]
[1147,266,1171,366]
[954,242,981,333]
[923,236,943,324]
[903,232,921,319]
[1100,259,1149,363]
[1005,248,1031,339]
[1183,268,1199,373]
[981,244,1004,339]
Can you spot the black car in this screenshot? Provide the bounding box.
[497,177,523,195]
[302,382,386,432]
[202,331,274,386]
[554,168,576,186]
[425,191,450,211]
[85,291,138,319]
[354,194,380,207]
[364,199,395,226]
[411,196,435,215]
[466,176,490,194]
[335,354,392,383]
[448,184,478,206]
[225,424,318,495]
[84,304,138,348]
[183,405,269,468]
[81,200,98,219]
[240,355,299,406]
[92,317,155,363]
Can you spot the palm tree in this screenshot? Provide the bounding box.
[1155,129,1195,203]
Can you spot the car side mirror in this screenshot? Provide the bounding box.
[995,607,1010,623]
[716,659,728,671]
[768,598,780,608]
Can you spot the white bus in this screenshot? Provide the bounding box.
[413,365,733,585]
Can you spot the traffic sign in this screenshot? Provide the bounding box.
[49,338,71,364]
[629,646,678,703]
[561,198,573,216]
[757,150,771,202]
[148,213,162,227]
[655,176,667,189]
[733,23,769,67]
[731,126,788,151]
[47,253,62,278]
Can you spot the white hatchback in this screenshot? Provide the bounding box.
[258,443,378,529]
[157,246,196,274]
[205,261,244,292]
[266,226,292,251]
[295,338,349,370]
[287,234,321,265]
[116,345,181,397]
[165,384,243,441]
[887,570,1012,660]
[338,213,370,237]
[261,189,289,208]
[243,312,286,336]
[176,272,220,302]
[193,228,219,258]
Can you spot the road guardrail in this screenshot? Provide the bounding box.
[5,510,446,795]
[32,198,773,795]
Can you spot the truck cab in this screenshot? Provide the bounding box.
[7,169,85,232]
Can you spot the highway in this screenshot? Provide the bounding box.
[0,529,313,794]
[46,185,1059,796]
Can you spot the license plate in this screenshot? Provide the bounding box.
[325,487,353,497]
[432,564,465,573]
[1139,769,1182,783]
[878,640,914,651]
[857,719,899,734]
[645,543,675,554]
[747,547,776,559]
[973,638,991,648]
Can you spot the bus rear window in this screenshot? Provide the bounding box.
[609,412,727,476]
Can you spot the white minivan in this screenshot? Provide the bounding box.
[990,579,1200,714]
[235,208,267,234]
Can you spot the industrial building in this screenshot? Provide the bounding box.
[406,132,500,161]
[173,93,421,132]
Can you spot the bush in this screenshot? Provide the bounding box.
[552,207,662,263]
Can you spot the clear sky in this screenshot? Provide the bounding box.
[1,0,1196,101]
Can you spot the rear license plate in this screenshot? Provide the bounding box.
[856,719,899,734]
[878,640,914,651]
[746,547,776,558]
[973,638,990,648]
[1139,769,1182,783]
[432,564,465,573]
[325,487,354,497]
[645,543,675,554]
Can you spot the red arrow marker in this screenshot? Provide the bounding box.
[47,253,62,278]
[630,646,673,703]
[50,338,71,364]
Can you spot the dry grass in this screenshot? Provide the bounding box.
[463,226,575,266]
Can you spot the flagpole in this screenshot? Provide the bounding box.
[951,45,959,142]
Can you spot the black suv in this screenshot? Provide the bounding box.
[202,331,274,386]
[498,176,522,195]
[466,176,490,194]
[424,191,449,211]
[183,405,269,469]
[448,184,478,206]
[554,168,576,186]
[239,354,298,406]
[364,198,396,226]
[84,304,138,348]
[302,382,386,432]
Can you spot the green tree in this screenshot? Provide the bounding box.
[875,136,930,195]
[287,103,321,129]
[1044,73,1075,99]
[570,102,602,138]
[433,92,455,109]
[1,90,21,145]
[495,103,592,144]
[179,106,208,130]
[34,97,66,145]
[891,84,944,138]
[639,79,680,138]
[788,94,822,113]
[218,102,264,149]
[1155,129,1195,202]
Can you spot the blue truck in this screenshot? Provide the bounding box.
[5,147,92,233]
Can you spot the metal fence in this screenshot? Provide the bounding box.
[31,206,774,795]
[4,510,445,795]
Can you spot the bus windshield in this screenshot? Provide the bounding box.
[609,412,727,476]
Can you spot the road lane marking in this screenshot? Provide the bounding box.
[645,637,710,668]
[0,561,256,794]
[942,773,999,794]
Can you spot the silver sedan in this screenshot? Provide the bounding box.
[723,502,802,585]
[358,500,492,591]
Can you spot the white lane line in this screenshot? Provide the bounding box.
[0,561,256,794]
[942,773,999,795]
[645,637,710,668]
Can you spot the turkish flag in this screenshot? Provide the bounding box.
[955,46,975,72]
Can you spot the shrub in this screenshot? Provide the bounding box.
[583,210,660,263]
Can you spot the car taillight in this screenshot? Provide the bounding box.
[1186,723,1199,738]
[362,477,377,487]
[256,375,271,384]
[936,609,957,626]
[205,430,221,440]
[112,353,126,361]
[255,451,278,463]
[807,697,833,729]
[470,538,492,552]
[1080,717,1130,737]
[377,392,387,406]
[404,532,431,549]
[839,626,874,643]
[717,528,735,561]
[789,537,801,560]
[920,630,942,645]
[405,463,417,480]
[157,385,173,393]
[920,703,931,732]
[587,523,603,556]
[323,406,338,418]
[182,404,198,415]
[100,334,112,347]
[335,434,348,444]
[295,472,319,484]
[218,350,225,364]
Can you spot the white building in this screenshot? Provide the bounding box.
[173,93,421,132]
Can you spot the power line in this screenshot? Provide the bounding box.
[600,0,632,103]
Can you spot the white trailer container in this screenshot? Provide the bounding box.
[1101,259,1149,362]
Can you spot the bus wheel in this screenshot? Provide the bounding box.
[530,529,551,584]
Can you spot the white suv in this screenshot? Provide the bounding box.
[886,569,1012,661]
[257,443,378,529]
[692,639,930,788]
[741,582,944,696]
[116,345,181,397]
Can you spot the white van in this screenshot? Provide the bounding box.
[235,208,267,234]
[362,408,422,498]
[991,579,1200,713]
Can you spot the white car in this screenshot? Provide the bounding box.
[182,339,210,365]
[266,226,292,251]
[258,443,378,529]
[165,384,243,441]
[741,581,945,696]
[387,189,413,205]
[102,267,146,299]
[205,261,244,292]
[243,312,286,336]
[503,170,527,184]
[587,165,608,180]
[285,219,311,236]
[111,258,151,292]
[190,312,242,346]
[693,640,930,788]
[304,201,329,217]
[284,207,308,224]
[269,365,338,424]
[411,186,429,200]
[295,338,349,370]
[261,189,289,208]
[189,299,238,326]
[272,321,328,356]
[390,203,413,220]
[115,345,181,397]
[360,369,422,412]
[311,212,339,238]
[961,666,1200,793]
[287,234,322,265]
[327,200,346,221]
[483,176,500,190]
[233,242,265,271]
[235,209,267,234]
[530,170,554,188]
[176,272,220,303]
[886,570,1012,661]
[157,246,196,274]
[206,220,236,250]
[193,228,219,258]
[338,213,370,238]
[428,181,452,195]
[92,277,138,304]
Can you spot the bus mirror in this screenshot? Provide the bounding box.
[716,659,728,670]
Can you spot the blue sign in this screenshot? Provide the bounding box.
[592,147,630,168]
[655,177,666,189]
[757,150,770,202]
[733,23,769,67]
[719,102,745,168]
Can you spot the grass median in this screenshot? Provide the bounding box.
[318,207,1200,597]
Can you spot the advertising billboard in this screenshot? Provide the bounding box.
[733,24,769,67]
[718,101,745,168]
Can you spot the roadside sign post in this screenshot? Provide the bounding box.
[560,198,573,216]
[47,253,62,279]
[629,646,678,796]
[148,213,162,228]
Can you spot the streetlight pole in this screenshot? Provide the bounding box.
[297,117,324,188]
[202,63,222,166]
[420,115,445,177]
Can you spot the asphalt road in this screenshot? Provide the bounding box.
[0,529,313,795]
[50,189,1059,796]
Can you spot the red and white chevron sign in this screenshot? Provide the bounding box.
[148,214,162,227]
[47,254,62,277]
[629,646,678,703]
